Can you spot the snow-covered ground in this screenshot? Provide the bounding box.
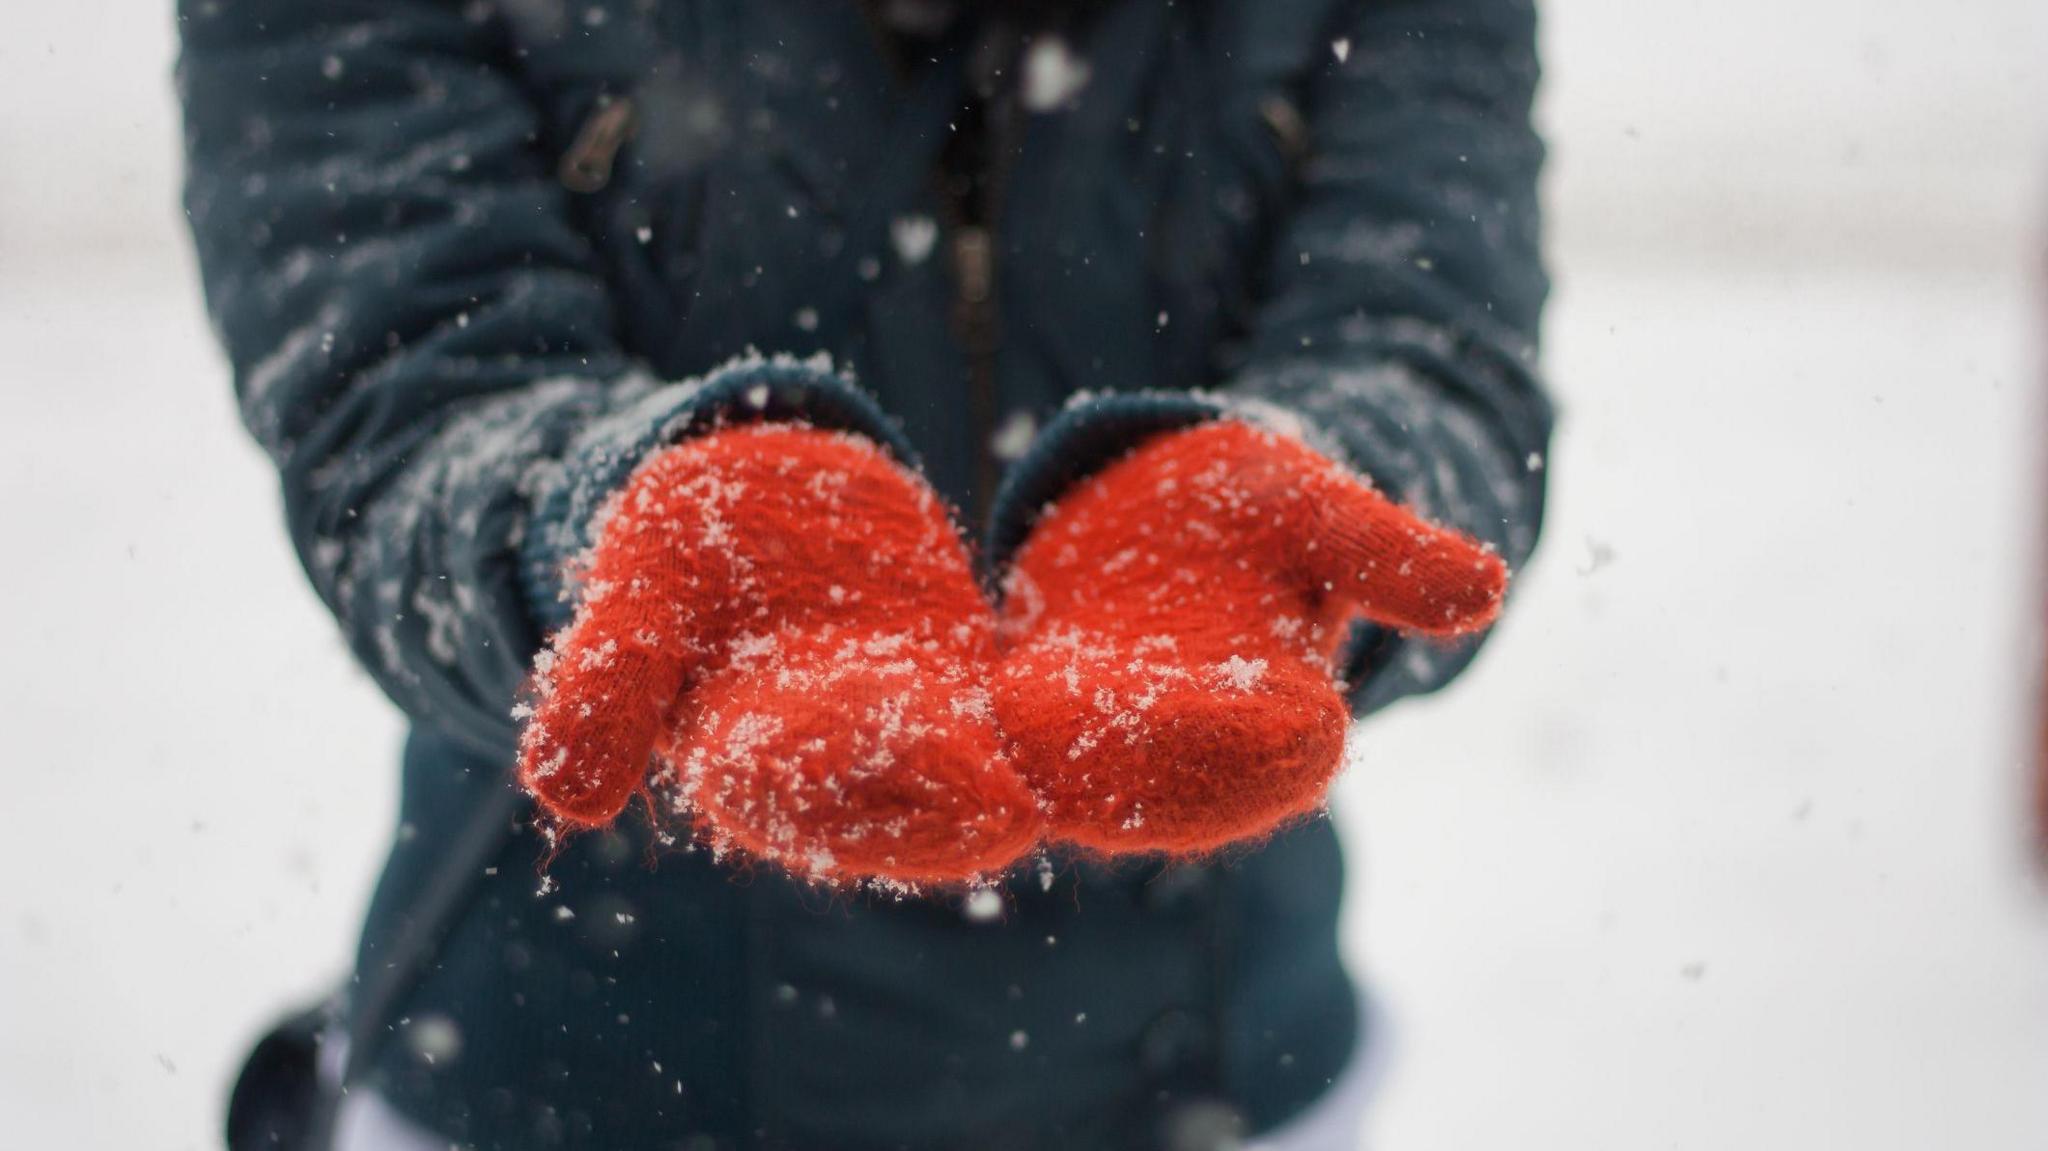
[3,2,2045,1149]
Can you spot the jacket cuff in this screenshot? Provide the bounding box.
[983,391,1228,569]
[518,353,915,632]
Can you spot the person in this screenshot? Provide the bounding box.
[180,0,1552,1148]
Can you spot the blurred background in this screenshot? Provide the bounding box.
[3,1,2045,1148]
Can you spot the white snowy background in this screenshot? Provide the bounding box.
[3,2,2046,1148]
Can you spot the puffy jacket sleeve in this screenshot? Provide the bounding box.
[990,0,1553,714]
[178,0,907,756]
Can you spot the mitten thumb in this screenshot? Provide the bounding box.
[1303,471,1507,639]
[516,442,735,827]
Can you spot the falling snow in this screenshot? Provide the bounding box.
[1022,37,1092,111]
[890,215,939,266]
[989,410,1039,462]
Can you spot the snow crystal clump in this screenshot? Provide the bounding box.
[1212,655,1268,692]
[949,685,994,722]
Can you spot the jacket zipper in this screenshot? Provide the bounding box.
[857,0,1008,522]
[946,64,1024,527]
[951,219,1000,523]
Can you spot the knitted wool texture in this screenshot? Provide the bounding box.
[517,425,1040,885]
[994,420,1507,856]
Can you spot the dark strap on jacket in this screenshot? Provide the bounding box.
[228,779,526,1151]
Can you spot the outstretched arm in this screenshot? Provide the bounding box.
[990,0,1553,714]
[178,0,902,756]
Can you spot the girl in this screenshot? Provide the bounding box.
[183,1,1551,1147]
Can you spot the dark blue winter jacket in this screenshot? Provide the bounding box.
[180,1,1550,1147]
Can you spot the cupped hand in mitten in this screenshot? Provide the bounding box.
[517,425,1039,885]
[993,420,1506,856]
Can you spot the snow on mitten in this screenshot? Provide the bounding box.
[518,425,1040,885]
[994,420,1506,856]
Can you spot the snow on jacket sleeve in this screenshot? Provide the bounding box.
[177,0,907,757]
[989,0,1554,714]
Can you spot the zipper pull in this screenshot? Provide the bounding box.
[1259,94,1310,169]
[954,226,994,309]
[559,96,638,193]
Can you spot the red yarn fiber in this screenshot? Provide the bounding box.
[517,425,1040,886]
[993,420,1507,857]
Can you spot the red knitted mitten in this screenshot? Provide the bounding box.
[518,425,1039,885]
[994,420,1506,856]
